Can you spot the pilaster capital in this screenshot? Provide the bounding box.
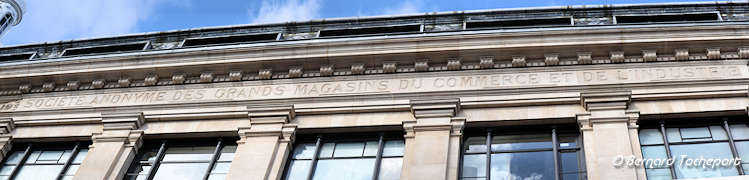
[248,105,295,124]
[409,98,460,118]
[580,90,631,111]
[0,117,14,134]
[238,105,297,141]
[100,112,144,131]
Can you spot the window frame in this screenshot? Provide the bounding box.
[460,126,586,180]
[0,142,88,180]
[640,117,748,179]
[284,132,405,180]
[124,138,235,180]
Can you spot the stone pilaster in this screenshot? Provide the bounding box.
[226,105,296,180]
[74,112,144,180]
[402,98,464,180]
[577,91,645,180]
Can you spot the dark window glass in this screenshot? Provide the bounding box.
[124,139,235,180]
[0,143,88,180]
[461,127,585,180]
[284,133,404,180]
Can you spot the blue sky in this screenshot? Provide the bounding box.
[1,0,726,45]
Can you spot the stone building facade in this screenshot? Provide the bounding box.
[0,2,747,180]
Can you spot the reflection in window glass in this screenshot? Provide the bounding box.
[640,120,749,179]
[285,133,404,180]
[124,139,236,180]
[462,128,585,180]
[0,143,88,180]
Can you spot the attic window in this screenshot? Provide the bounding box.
[465,17,573,30]
[0,52,35,62]
[61,42,149,57]
[181,33,281,47]
[615,12,721,24]
[318,24,423,37]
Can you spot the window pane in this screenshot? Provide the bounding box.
[217,145,235,162]
[38,150,64,162]
[292,143,316,159]
[462,154,486,178]
[641,146,669,168]
[680,127,711,139]
[465,137,487,153]
[161,146,215,162]
[211,162,231,174]
[333,142,365,158]
[560,152,579,173]
[490,151,554,180]
[286,160,311,180]
[383,140,404,157]
[14,165,64,180]
[24,151,40,163]
[363,141,378,156]
[318,143,335,158]
[0,165,14,175]
[561,173,581,180]
[57,150,73,164]
[491,134,552,152]
[666,128,682,143]
[208,174,226,180]
[152,163,209,180]
[639,129,664,145]
[645,168,672,180]
[312,158,375,180]
[378,157,402,180]
[731,124,749,140]
[670,142,738,178]
[3,151,24,164]
[558,136,577,149]
[734,141,749,163]
[710,126,728,141]
[64,165,80,175]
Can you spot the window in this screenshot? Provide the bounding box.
[462,126,585,180]
[614,12,721,24]
[284,133,405,180]
[0,142,89,180]
[639,117,749,179]
[464,17,573,30]
[61,42,149,57]
[180,33,280,47]
[318,24,422,38]
[124,139,236,180]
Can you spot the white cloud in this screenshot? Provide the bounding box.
[381,0,424,15]
[249,0,321,24]
[1,0,184,45]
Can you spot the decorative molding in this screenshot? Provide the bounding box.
[577,52,592,65]
[18,84,30,94]
[447,58,461,70]
[42,82,55,92]
[100,112,145,131]
[707,48,721,59]
[415,60,429,72]
[610,51,624,63]
[410,98,460,118]
[383,62,397,73]
[0,117,14,134]
[740,47,749,59]
[92,79,105,89]
[512,56,526,67]
[229,71,243,81]
[200,72,214,83]
[289,67,303,78]
[144,74,158,86]
[258,69,272,80]
[675,48,689,61]
[66,81,80,90]
[351,64,365,75]
[642,50,657,62]
[545,54,559,66]
[479,56,494,68]
[118,78,130,88]
[172,73,186,84]
[320,65,334,76]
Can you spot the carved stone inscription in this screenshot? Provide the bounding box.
[3,65,745,112]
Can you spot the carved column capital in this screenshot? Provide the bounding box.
[0,117,15,134]
[404,98,463,138]
[93,112,145,150]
